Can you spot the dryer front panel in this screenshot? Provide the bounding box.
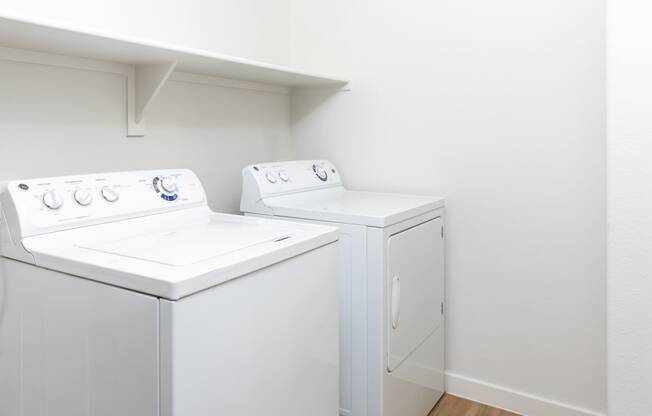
[386,217,443,373]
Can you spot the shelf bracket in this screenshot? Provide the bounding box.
[127,61,177,137]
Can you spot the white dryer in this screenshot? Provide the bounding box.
[0,169,339,416]
[241,160,446,416]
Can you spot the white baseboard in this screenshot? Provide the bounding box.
[445,372,605,416]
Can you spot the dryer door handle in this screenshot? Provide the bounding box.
[391,275,401,330]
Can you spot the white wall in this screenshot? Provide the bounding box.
[607,1,652,415]
[0,1,292,213]
[289,1,606,415]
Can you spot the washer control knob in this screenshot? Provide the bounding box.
[74,189,93,206]
[313,165,328,182]
[265,172,278,184]
[160,176,178,194]
[101,186,119,203]
[278,171,290,182]
[42,190,63,210]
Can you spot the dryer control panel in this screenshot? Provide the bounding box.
[242,160,342,200]
[1,169,206,238]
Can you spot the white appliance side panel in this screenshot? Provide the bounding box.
[0,258,159,416]
[336,230,355,415]
[336,225,369,416]
[244,213,368,416]
[366,226,386,416]
[160,243,339,416]
[386,217,443,372]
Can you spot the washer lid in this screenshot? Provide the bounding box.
[21,207,338,300]
[261,188,444,227]
[79,218,294,267]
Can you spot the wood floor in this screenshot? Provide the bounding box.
[429,394,520,416]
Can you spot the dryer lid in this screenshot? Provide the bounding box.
[261,188,444,227]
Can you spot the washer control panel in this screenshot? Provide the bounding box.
[2,169,206,237]
[243,160,342,199]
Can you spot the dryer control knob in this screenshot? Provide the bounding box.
[74,189,93,206]
[278,171,290,182]
[101,186,119,203]
[42,190,63,210]
[265,172,278,184]
[160,176,178,194]
[313,165,328,182]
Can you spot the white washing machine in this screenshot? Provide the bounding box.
[0,169,340,416]
[241,160,446,416]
